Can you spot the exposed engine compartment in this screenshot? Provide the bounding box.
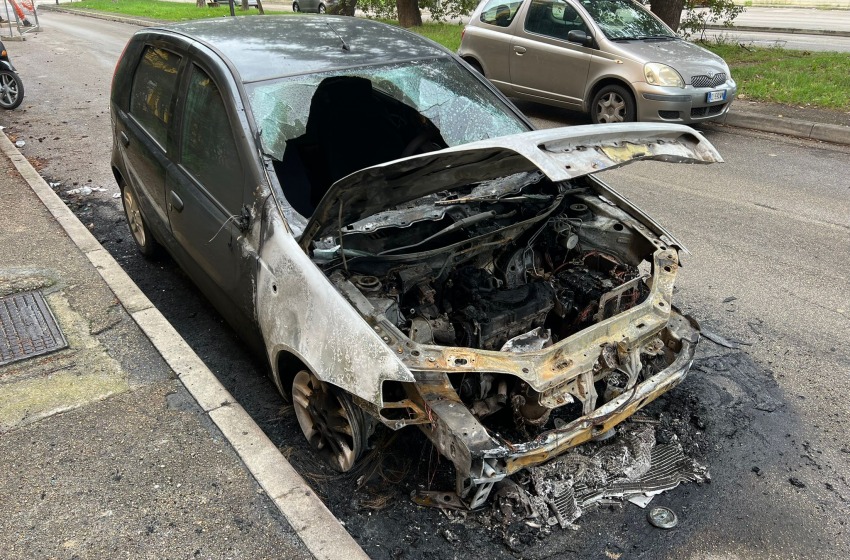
[315,172,665,433]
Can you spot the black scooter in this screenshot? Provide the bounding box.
[0,39,24,110]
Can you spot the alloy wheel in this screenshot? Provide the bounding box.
[292,370,365,472]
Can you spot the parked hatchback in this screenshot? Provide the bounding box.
[459,0,736,123]
[111,16,719,508]
[292,0,336,13]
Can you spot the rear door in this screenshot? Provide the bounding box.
[509,0,592,107]
[117,43,185,238]
[461,0,524,90]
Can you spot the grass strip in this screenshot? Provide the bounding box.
[67,0,262,21]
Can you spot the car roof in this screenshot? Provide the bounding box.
[154,16,452,84]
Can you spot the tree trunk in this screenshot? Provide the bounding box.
[650,0,685,31]
[241,0,249,10]
[196,0,205,7]
[396,0,422,28]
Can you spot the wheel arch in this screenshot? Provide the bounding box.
[461,55,485,76]
[585,76,637,113]
[272,347,314,399]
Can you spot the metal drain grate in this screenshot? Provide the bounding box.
[0,290,68,366]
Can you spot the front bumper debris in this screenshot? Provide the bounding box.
[414,310,700,509]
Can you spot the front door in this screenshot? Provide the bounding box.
[167,62,252,319]
[509,0,592,107]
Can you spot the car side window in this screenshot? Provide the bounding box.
[479,0,522,27]
[130,46,182,148]
[525,0,590,42]
[181,65,243,214]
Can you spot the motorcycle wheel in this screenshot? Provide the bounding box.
[0,70,24,110]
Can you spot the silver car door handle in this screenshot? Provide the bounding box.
[120,131,130,147]
[169,191,184,212]
[514,46,527,55]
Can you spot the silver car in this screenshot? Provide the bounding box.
[459,0,737,123]
[292,0,336,13]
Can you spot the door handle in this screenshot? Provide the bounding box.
[120,131,130,147]
[169,191,184,212]
[514,46,527,55]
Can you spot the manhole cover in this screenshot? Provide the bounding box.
[0,290,68,366]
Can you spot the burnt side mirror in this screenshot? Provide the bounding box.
[567,29,593,47]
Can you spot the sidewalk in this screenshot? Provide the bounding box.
[703,6,850,36]
[0,132,367,559]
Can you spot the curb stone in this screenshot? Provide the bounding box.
[0,131,370,560]
[720,111,850,145]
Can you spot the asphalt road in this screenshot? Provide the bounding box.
[2,11,849,559]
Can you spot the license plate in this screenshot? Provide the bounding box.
[706,90,726,103]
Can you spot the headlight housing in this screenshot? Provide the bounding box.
[644,63,684,88]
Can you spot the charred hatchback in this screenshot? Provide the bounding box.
[111,16,718,508]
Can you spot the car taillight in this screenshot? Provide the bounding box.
[112,41,131,92]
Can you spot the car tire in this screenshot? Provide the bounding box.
[590,84,636,124]
[292,1,300,11]
[121,180,160,258]
[318,3,326,13]
[0,70,24,110]
[292,369,368,472]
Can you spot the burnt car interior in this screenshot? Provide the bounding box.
[275,76,447,216]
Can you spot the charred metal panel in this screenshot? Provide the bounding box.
[300,124,723,247]
[256,206,415,404]
[393,249,680,395]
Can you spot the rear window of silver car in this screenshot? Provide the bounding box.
[478,0,524,26]
[247,58,528,161]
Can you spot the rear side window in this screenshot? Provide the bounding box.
[130,46,182,148]
[479,0,522,27]
[525,0,590,40]
[181,65,243,213]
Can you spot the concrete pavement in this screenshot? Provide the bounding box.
[0,2,848,556]
[0,131,369,559]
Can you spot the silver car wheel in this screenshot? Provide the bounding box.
[121,181,159,257]
[292,369,365,472]
[591,84,636,124]
[0,71,24,110]
[123,186,147,248]
[596,92,627,123]
[318,3,326,13]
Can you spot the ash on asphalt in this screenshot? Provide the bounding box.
[54,188,807,559]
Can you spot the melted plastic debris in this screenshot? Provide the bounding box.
[492,422,709,530]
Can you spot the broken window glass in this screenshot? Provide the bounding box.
[247,58,528,161]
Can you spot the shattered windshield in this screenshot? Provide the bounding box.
[247,58,528,161]
[580,0,675,40]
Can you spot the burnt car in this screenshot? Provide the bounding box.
[111,16,718,508]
